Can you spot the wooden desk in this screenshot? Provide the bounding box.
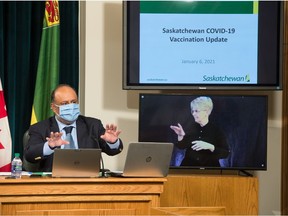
[0,176,166,215]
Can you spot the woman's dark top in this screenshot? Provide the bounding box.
[176,122,230,167]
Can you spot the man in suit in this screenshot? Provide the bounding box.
[24,84,123,172]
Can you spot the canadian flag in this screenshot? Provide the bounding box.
[0,79,11,172]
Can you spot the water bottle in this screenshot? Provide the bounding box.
[11,153,22,179]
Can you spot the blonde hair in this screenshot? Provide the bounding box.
[190,96,213,115]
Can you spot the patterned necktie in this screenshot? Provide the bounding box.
[63,126,75,149]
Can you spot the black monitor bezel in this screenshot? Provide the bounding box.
[123,1,284,91]
[138,93,268,171]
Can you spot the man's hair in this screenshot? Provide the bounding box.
[50,84,77,102]
[190,96,213,115]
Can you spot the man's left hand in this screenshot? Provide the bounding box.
[100,124,121,144]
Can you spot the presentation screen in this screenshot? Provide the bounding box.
[123,1,283,90]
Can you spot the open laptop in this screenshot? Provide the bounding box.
[109,142,174,177]
[52,148,101,178]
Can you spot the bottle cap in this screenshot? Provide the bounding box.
[14,153,20,157]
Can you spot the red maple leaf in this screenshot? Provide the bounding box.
[0,91,7,118]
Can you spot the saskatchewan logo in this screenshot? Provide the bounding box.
[45,0,60,27]
[245,74,250,82]
[203,74,251,82]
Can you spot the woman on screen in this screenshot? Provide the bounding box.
[170,96,230,167]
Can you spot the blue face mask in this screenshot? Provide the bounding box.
[55,103,80,122]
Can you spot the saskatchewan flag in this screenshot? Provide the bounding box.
[31,1,60,125]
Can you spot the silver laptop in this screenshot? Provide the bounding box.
[110,142,173,177]
[52,149,101,178]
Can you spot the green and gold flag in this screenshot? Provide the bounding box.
[31,0,60,125]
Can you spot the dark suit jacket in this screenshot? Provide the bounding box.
[24,115,123,172]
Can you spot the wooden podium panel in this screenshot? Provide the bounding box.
[0,176,166,215]
[160,174,258,215]
[151,207,226,215]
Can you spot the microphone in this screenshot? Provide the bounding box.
[92,136,108,178]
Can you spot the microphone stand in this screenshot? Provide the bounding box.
[99,155,108,178]
[92,136,108,178]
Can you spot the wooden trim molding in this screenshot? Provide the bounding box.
[282,2,288,215]
[0,177,166,215]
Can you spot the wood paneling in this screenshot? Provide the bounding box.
[160,175,258,215]
[151,207,226,215]
[0,177,166,215]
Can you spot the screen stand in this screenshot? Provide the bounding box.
[238,170,253,177]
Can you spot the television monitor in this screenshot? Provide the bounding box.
[139,93,268,170]
[123,1,283,90]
